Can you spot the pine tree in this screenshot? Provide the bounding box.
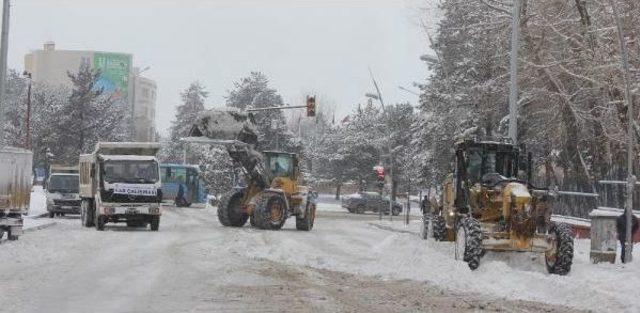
[226,72,300,153]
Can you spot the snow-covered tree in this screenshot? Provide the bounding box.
[162,82,209,164]
[55,63,129,162]
[226,72,301,153]
[413,0,640,217]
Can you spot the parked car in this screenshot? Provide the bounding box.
[342,192,402,215]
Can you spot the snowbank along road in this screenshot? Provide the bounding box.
[0,192,633,312]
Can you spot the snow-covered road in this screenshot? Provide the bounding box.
[0,194,628,312]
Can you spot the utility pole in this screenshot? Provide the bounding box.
[0,0,11,142]
[23,71,32,149]
[609,0,634,263]
[508,0,521,145]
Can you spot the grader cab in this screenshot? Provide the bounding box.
[428,138,573,274]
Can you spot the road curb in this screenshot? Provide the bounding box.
[367,222,419,236]
[23,220,57,233]
[30,212,50,219]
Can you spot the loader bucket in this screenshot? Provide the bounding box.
[189,109,258,145]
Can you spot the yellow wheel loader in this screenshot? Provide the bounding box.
[429,138,573,274]
[187,109,317,231]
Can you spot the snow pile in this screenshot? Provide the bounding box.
[239,214,640,312]
[28,186,47,217]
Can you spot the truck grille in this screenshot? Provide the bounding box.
[53,199,81,206]
[101,190,162,204]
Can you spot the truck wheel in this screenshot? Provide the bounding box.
[545,222,574,275]
[218,190,248,227]
[95,215,106,231]
[49,211,55,218]
[0,229,4,240]
[432,215,447,241]
[253,194,286,230]
[356,205,365,214]
[81,200,95,227]
[455,217,483,270]
[7,229,18,241]
[296,202,316,231]
[150,216,160,231]
[392,207,400,216]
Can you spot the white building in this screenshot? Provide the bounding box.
[132,69,157,142]
[24,41,157,141]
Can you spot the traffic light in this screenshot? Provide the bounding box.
[306,95,316,117]
[373,165,385,181]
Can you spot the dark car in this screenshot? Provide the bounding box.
[341,192,402,215]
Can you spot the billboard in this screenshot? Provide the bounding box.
[93,52,131,99]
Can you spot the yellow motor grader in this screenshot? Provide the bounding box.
[427,138,573,274]
[186,109,317,231]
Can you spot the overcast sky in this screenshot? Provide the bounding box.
[6,0,440,135]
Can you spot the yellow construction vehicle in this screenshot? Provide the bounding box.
[427,138,573,274]
[186,110,317,231]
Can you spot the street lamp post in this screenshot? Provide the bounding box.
[23,71,32,150]
[366,68,394,221]
[0,0,11,142]
[609,0,634,263]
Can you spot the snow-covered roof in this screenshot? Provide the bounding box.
[99,155,158,161]
[551,215,591,228]
[589,207,640,218]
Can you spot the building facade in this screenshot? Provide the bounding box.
[24,41,156,141]
[132,70,157,142]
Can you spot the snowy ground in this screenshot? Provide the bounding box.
[0,191,634,312]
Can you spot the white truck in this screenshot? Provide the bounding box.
[79,142,162,231]
[46,165,81,218]
[0,147,33,240]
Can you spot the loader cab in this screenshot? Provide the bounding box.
[264,151,298,180]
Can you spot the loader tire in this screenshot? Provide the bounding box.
[296,201,316,231]
[252,194,286,230]
[545,222,574,275]
[455,217,483,270]
[218,190,248,227]
[432,215,447,241]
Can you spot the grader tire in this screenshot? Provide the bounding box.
[218,190,248,227]
[252,194,286,230]
[296,201,316,231]
[456,217,483,270]
[432,215,447,241]
[545,222,574,275]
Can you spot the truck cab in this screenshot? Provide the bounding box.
[46,166,81,218]
[79,142,162,231]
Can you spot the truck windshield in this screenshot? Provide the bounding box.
[103,160,159,184]
[48,175,79,193]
